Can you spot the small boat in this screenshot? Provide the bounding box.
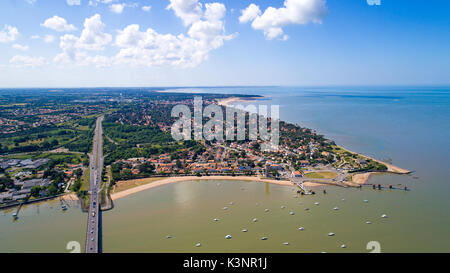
[252,218,258,222]
[225,235,232,239]
[213,218,219,222]
[229,202,234,205]
[283,242,289,245]
[366,221,372,224]
[333,207,339,211]
[328,232,335,236]
[62,205,67,211]
[223,206,228,210]
[195,243,201,247]
[289,211,295,215]
[242,229,248,232]
[381,214,388,218]
[305,208,310,211]
[298,227,305,231]
[264,209,269,212]
[314,202,319,205]
[281,205,286,209]
[12,212,18,219]
[363,200,369,203]
[341,244,346,248]
[261,237,268,240]
[167,235,172,239]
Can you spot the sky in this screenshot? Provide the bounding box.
[0,0,449,87]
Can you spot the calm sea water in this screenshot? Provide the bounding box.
[1,86,449,252]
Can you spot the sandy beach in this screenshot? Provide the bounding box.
[217,96,262,107]
[111,176,293,201]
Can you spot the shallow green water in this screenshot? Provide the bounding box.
[0,199,86,253]
[101,177,446,253]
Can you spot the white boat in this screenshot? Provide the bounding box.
[225,235,232,239]
[195,243,201,247]
[381,214,388,218]
[298,227,305,231]
[328,232,335,236]
[213,218,219,222]
[289,211,295,215]
[283,242,289,245]
[242,229,248,232]
[253,218,258,222]
[341,244,346,248]
[314,202,319,205]
[333,207,339,210]
[261,237,268,240]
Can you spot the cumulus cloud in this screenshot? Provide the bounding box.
[239,3,261,24]
[12,44,29,51]
[142,6,151,12]
[54,14,112,66]
[115,0,234,67]
[54,1,234,68]
[110,3,126,14]
[0,25,20,43]
[67,0,81,5]
[167,0,203,26]
[9,55,47,67]
[240,0,327,40]
[41,16,77,32]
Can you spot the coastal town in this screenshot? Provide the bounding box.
[0,89,409,211]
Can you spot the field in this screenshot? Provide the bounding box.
[304,171,338,179]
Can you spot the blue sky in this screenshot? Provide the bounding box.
[0,0,449,87]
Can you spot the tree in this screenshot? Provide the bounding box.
[31,186,42,197]
[0,176,14,192]
[47,184,58,196]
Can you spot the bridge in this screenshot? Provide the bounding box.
[85,116,104,253]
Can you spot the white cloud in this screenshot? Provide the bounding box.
[240,0,327,40]
[54,2,234,68]
[110,3,125,14]
[239,4,261,23]
[88,0,114,6]
[54,14,112,66]
[9,55,47,67]
[67,0,81,5]
[26,0,37,4]
[115,0,234,68]
[0,25,20,43]
[12,44,29,51]
[142,6,151,12]
[167,0,203,26]
[41,16,77,32]
[31,35,40,39]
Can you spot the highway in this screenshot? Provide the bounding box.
[85,116,104,253]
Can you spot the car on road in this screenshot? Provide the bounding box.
[91,237,94,241]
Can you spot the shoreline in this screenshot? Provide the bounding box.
[111,176,293,201]
[217,96,265,107]
[337,145,411,174]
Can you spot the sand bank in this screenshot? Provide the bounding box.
[111,176,293,201]
[217,96,263,107]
